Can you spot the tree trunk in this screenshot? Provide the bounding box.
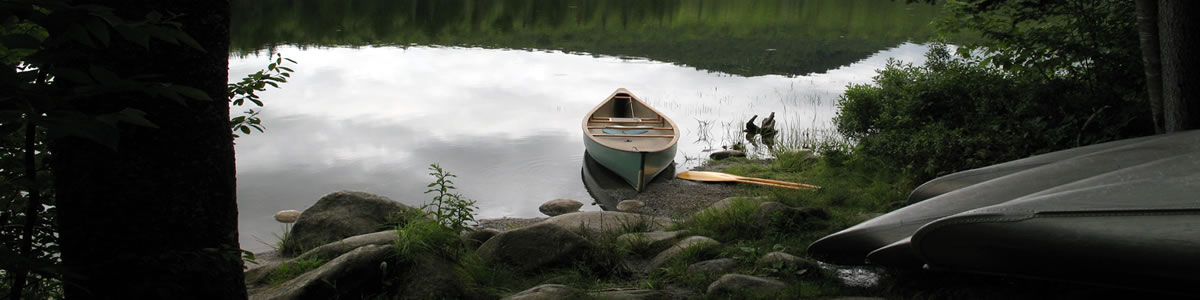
[50,0,245,299]
[1135,0,1163,133]
[1158,0,1200,132]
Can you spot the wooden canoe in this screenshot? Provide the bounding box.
[582,88,679,192]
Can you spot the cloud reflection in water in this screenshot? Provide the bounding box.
[231,43,930,251]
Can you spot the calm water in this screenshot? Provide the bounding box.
[232,0,940,251]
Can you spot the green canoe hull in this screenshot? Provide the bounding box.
[583,136,676,192]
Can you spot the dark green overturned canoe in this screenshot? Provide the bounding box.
[582,88,679,192]
[808,130,1200,294]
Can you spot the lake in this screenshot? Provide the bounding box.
[231,0,941,251]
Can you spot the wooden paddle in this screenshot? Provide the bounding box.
[676,171,822,190]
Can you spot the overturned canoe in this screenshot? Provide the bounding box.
[809,130,1200,265]
[808,130,1200,294]
[582,88,678,192]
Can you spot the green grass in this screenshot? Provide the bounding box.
[644,148,915,298]
[268,256,328,285]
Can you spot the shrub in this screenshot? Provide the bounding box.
[836,44,1151,182]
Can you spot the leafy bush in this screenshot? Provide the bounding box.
[422,164,478,233]
[836,44,1151,182]
[394,214,464,261]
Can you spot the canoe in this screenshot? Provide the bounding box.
[808,130,1200,265]
[806,130,1200,294]
[582,88,679,192]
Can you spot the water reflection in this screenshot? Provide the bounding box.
[580,151,676,211]
[232,44,930,251]
[232,0,942,77]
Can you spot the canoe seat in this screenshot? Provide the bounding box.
[602,129,649,135]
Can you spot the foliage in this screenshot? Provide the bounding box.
[835,43,1151,182]
[393,211,464,262]
[1,2,294,297]
[230,0,945,77]
[422,164,477,233]
[937,0,1141,84]
[0,2,211,298]
[228,53,295,138]
[267,256,327,285]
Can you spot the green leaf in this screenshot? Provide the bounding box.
[145,11,163,22]
[67,25,96,48]
[111,108,158,128]
[0,34,42,50]
[88,65,121,85]
[239,126,250,134]
[175,31,205,52]
[85,17,110,46]
[42,111,120,150]
[115,24,150,48]
[170,85,212,101]
[53,68,92,84]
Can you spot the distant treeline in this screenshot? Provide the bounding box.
[231,0,943,76]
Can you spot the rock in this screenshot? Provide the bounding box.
[753,202,829,228]
[757,252,820,274]
[709,150,747,160]
[617,230,690,256]
[247,230,400,287]
[391,256,465,300]
[646,236,720,272]
[589,288,668,300]
[705,274,787,296]
[687,258,738,275]
[501,284,579,300]
[616,200,645,212]
[705,196,768,212]
[274,210,301,223]
[539,198,583,216]
[281,191,415,255]
[543,211,674,236]
[476,223,592,272]
[461,227,502,250]
[250,244,398,300]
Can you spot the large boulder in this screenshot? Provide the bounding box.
[543,211,674,236]
[246,230,398,287]
[281,191,415,255]
[645,236,720,273]
[501,284,580,300]
[390,256,465,300]
[250,244,398,300]
[589,288,668,299]
[616,200,646,213]
[476,223,593,272]
[539,199,584,216]
[686,258,738,275]
[757,251,820,273]
[705,274,788,297]
[617,230,690,256]
[461,227,502,250]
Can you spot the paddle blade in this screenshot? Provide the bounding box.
[675,171,738,182]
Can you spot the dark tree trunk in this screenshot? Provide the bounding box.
[1136,0,1163,133]
[1158,0,1200,132]
[50,0,245,299]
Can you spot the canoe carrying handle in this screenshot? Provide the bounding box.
[592,134,675,138]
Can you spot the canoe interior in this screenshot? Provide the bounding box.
[584,91,678,153]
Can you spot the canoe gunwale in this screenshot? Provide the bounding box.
[582,88,679,154]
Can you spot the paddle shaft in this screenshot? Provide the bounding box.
[735,176,822,190]
[735,179,800,189]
